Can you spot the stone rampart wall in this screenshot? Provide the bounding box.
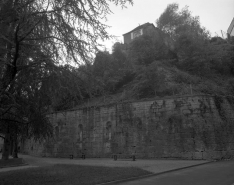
[22,95,234,160]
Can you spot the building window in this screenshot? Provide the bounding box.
[131,29,143,39]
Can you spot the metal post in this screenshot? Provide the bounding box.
[132,146,136,161]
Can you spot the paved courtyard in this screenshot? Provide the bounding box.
[118,160,234,185]
[0,154,210,174]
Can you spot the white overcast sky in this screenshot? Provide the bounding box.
[102,0,234,51]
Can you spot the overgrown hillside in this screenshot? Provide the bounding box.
[49,3,234,111]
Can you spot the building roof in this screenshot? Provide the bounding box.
[123,23,156,36]
[227,18,234,34]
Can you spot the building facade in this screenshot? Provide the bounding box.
[123,23,159,44]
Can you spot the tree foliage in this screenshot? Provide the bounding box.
[129,34,169,65]
[155,3,234,96]
[156,3,209,39]
[92,49,129,93]
[132,62,166,98]
[156,3,210,60]
[0,0,133,159]
[89,3,234,101]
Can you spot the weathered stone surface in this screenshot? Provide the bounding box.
[21,95,234,160]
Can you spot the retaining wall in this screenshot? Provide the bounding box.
[22,95,234,160]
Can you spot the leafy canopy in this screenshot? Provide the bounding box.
[0,0,133,159]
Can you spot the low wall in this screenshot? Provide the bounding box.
[22,95,234,160]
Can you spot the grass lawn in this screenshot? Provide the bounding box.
[0,164,151,185]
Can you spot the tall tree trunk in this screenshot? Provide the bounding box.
[0,1,19,160]
[12,126,18,158]
[2,132,10,160]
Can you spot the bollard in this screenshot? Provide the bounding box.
[82,154,86,160]
[132,155,136,161]
[114,155,117,161]
[69,155,73,159]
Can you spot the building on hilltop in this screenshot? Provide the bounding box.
[123,23,159,44]
[122,22,174,51]
[227,18,234,37]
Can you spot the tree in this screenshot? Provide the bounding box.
[0,0,133,94]
[156,3,234,97]
[132,62,166,98]
[156,3,210,60]
[93,51,121,93]
[0,56,56,159]
[112,42,129,69]
[93,51,113,77]
[156,3,181,37]
[129,35,167,65]
[0,0,133,160]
